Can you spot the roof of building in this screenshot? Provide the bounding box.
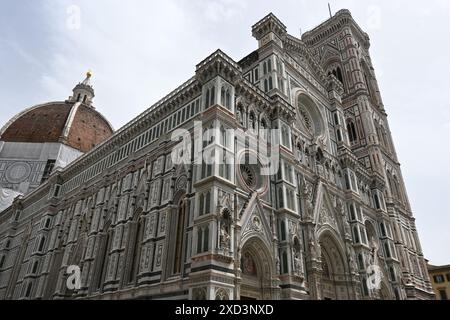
[0,101,113,153]
[427,264,450,271]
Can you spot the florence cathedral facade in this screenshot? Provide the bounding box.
[0,10,434,300]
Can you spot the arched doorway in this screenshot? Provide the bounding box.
[239,237,275,300]
[319,232,350,300]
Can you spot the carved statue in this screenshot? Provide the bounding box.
[346,242,357,273]
[275,256,281,274]
[219,222,230,249]
[370,237,380,267]
[308,231,320,261]
[301,178,314,221]
[335,198,351,238]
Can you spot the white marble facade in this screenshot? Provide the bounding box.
[0,11,434,300]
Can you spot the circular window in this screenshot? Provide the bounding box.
[237,152,268,194]
[240,164,257,189]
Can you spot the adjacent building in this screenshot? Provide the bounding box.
[428,264,450,300]
[0,10,434,300]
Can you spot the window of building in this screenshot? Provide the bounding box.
[197,225,209,254]
[38,236,46,252]
[45,218,51,229]
[434,275,445,283]
[286,188,296,211]
[349,204,356,221]
[220,126,227,148]
[205,86,215,109]
[25,282,33,298]
[41,160,56,183]
[347,120,358,143]
[284,162,294,184]
[384,242,391,258]
[353,226,360,243]
[277,187,284,209]
[389,267,396,282]
[281,125,291,149]
[199,194,204,216]
[32,261,39,274]
[280,220,286,241]
[439,289,448,300]
[447,274,450,282]
[334,113,340,125]
[282,251,288,274]
[0,255,5,269]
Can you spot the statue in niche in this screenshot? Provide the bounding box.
[219,209,232,250]
[308,231,320,261]
[301,178,314,221]
[346,242,357,273]
[369,237,380,267]
[336,198,351,238]
[219,222,230,250]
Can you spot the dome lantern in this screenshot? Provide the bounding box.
[70,71,95,107]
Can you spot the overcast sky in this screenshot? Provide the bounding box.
[0,0,449,265]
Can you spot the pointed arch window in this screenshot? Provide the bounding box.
[205,86,215,109]
[205,192,211,215]
[199,194,205,216]
[25,282,33,298]
[226,89,231,110]
[347,119,358,143]
[38,236,46,252]
[221,87,226,107]
[268,76,273,91]
[353,226,360,243]
[197,228,203,254]
[384,242,391,258]
[220,126,227,147]
[31,260,38,274]
[282,251,288,274]
[197,225,209,254]
[280,220,286,241]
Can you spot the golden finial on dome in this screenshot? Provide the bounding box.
[86,70,93,78]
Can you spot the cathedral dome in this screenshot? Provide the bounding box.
[0,73,114,153]
[0,102,113,153]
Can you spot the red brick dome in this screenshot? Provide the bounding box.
[0,101,114,153]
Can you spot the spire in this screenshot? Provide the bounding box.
[70,70,95,107]
[81,70,93,86]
